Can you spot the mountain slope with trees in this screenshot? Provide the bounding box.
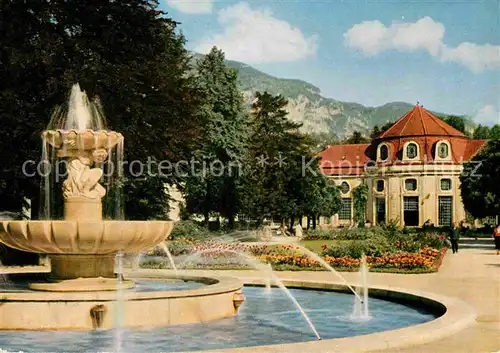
[222,58,477,141]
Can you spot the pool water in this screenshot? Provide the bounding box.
[0,285,436,353]
[0,278,205,292]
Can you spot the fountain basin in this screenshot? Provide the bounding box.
[0,275,476,352]
[0,275,243,330]
[0,220,173,286]
[0,220,172,254]
[42,129,123,153]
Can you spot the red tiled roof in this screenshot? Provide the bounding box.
[317,105,488,176]
[464,139,488,160]
[318,139,487,175]
[319,144,370,175]
[378,105,466,139]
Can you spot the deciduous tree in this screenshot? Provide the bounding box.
[460,139,500,219]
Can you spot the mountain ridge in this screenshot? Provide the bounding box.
[193,53,473,140]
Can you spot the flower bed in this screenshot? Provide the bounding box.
[142,240,447,273]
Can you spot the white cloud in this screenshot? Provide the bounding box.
[166,0,213,14]
[344,17,444,56]
[441,43,500,73]
[474,105,500,126]
[344,17,500,73]
[194,2,317,63]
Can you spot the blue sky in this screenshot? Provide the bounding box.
[160,0,500,126]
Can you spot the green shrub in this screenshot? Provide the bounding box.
[303,229,338,240]
[321,235,394,258]
[337,228,374,240]
[398,240,422,253]
[411,232,446,249]
[169,220,209,241]
[167,241,193,256]
[362,236,395,256]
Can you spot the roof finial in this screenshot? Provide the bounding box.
[417,101,420,106]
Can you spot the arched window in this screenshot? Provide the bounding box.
[436,141,451,160]
[340,181,350,194]
[376,180,385,192]
[406,143,418,159]
[379,145,389,161]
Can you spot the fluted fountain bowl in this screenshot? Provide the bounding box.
[42,129,123,153]
[0,220,172,255]
[0,220,173,290]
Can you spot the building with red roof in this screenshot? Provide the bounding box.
[318,104,487,227]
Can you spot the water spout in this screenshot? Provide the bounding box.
[90,305,107,329]
[350,254,370,321]
[294,245,363,303]
[265,263,272,291]
[47,83,106,131]
[270,273,321,340]
[158,242,178,274]
[114,251,125,353]
[132,253,143,271]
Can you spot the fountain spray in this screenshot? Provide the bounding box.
[180,248,322,340]
[351,254,370,321]
[158,242,178,275]
[114,251,125,353]
[294,245,364,303]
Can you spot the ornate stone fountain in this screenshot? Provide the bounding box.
[0,84,244,329]
[0,84,171,291]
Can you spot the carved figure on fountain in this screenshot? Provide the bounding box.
[62,149,108,200]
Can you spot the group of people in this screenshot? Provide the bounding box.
[448,222,500,255]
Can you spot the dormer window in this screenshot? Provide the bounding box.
[435,140,451,160]
[406,143,418,159]
[377,143,390,161]
[380,145,388,160]
[438,143,448,158]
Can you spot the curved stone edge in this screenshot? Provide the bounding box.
[0,275,241,302]
[0,275,243,330]
[190,278,477,353]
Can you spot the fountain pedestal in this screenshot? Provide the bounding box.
[30,192,137,291]
[28,254,135,292]
[50,254,115,279]
[64,197,103,221]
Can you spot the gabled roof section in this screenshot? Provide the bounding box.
[378,104,466,139]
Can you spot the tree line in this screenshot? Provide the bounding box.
[0,1,341,229]
[183,49,341,229]
[0,0,497,230]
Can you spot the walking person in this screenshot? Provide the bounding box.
[448,222,460,254]
[493,224,500,255]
